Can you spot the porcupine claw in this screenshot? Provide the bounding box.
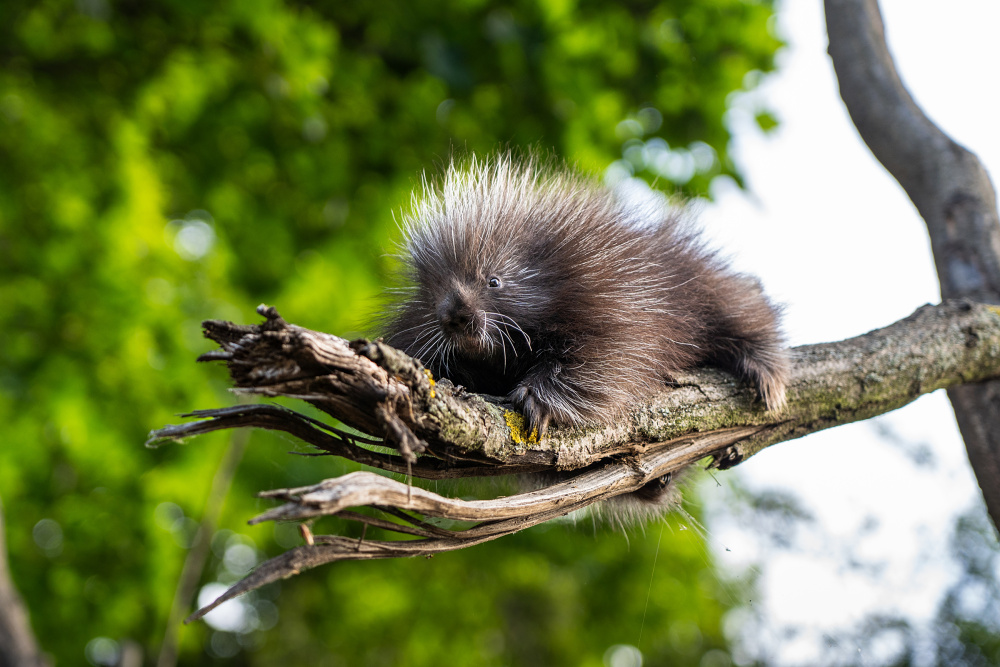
[509,384,553,440]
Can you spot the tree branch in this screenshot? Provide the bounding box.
[149,300,1000,620]
[152,301,1000,468]
[825,0,1000,527]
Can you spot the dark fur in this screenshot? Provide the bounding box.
[383,154,789,439]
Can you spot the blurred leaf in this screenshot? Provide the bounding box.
[755,110,779,133]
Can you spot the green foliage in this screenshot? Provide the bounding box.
[0,0,780,664]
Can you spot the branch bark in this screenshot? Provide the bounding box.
[152,301,1000,470]
[825,0,1000,528]
[149,300,1000,620]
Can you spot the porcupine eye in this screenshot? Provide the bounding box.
[487,276,502,288]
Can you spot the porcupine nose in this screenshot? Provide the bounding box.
[437,291,474,334]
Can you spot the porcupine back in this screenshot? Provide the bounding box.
[383,154,789,438]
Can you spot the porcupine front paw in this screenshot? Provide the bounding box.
[508,384,554,440]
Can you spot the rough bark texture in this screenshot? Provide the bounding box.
[825,0,1000,528]
[149,301,1000,620]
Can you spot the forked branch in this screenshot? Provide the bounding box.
[149,300,1000,620]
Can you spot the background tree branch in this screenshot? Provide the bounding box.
[825,0,1000,530]
[0,498,50,667]
[151,300,1000,619]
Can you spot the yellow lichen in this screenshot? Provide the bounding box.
[423,368,436,399]
[504,409,538,444]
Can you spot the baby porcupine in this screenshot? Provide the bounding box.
[383,154,789,438]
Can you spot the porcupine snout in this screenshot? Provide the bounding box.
[437,289,480,338]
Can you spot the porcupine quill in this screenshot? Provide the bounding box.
[381,153,789,512]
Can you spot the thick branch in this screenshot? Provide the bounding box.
[152,301,1000,470]
[825,0,1000,526]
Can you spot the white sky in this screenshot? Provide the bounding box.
[695,1,1000,664]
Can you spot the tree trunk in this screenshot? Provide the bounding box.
[825,0,1000,530]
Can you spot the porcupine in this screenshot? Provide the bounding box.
[382,154,789,510]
